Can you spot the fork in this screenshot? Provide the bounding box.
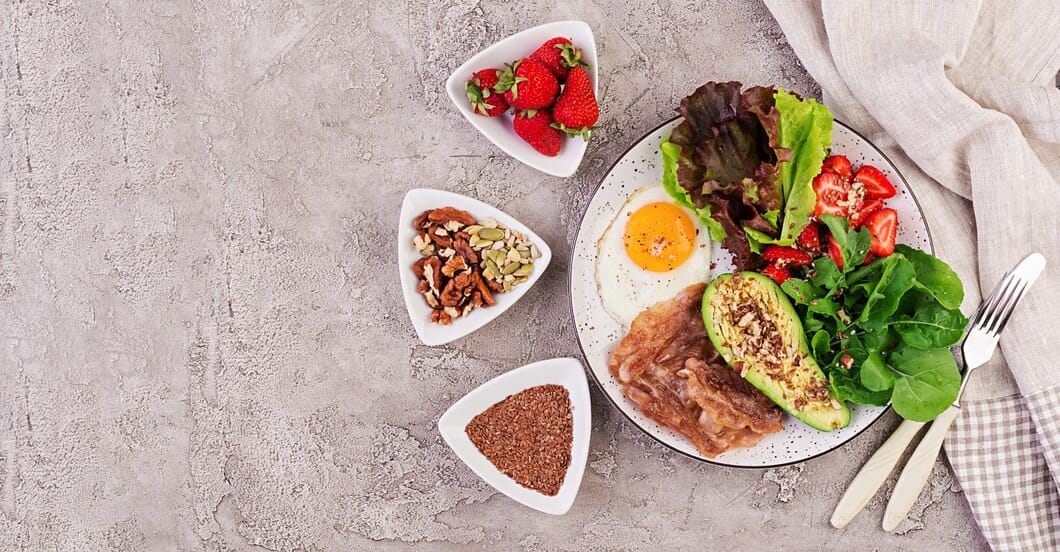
[830,252,1047,530]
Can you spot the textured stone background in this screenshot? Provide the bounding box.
[0,0,989,550]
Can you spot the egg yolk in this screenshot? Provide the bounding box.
[622,202,698,272]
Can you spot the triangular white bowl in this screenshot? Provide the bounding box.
[438,357,591,515]
[398,188,552,346]
[445,20,598,178]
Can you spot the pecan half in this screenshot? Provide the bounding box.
[439,272,472,307]
[418,257,442,293]
[452,238,479,264]
[473,272,496,306]
[428,231,453,249]
[413,210,432,230]
[428,207,475,227]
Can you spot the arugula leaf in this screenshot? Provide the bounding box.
[811,329,831,361]
[774,89,832,243]
[789,241,966,422]
[856,325,899,352]
[808,296,842,321]
[660,139,727,242]
[894,244,964,309]
[810,257,844,290]
[893,299,968,349]
[819,214,871,270]
[888,346,961,421]
[804,315,826,334]
[859,351,895,392]
[857,254,917,325]
[830,364,892,406]
[780,278,820,305]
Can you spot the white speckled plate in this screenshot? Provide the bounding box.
[570,117,933,468]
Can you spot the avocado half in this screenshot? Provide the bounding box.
[702,272,850,431]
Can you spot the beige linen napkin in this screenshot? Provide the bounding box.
[764,1,1060,549]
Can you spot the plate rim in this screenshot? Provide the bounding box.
[567,114,934,469]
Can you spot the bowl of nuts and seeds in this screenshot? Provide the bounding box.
[398,188,552,346]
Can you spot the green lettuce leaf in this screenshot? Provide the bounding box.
[774,89,832,243]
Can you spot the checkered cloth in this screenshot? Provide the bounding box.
[764,1,1060,549]
[948,391,1060,550]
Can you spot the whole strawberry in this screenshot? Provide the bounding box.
[465,69,508,117]
[513,109,563,157]
[528,37,589,82]
[551,66,599,140]
[495,59,559,110]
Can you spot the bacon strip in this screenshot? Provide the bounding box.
[608,283,782,458]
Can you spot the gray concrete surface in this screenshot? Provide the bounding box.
[0,0,989,550]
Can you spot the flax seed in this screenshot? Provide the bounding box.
[465,384,573,496]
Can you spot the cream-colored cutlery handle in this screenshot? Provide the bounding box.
[882,405,961,531]
[830,419,926,528]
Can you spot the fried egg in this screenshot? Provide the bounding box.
[595,183,712,326]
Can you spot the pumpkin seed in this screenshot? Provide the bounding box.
[484,259,500,278]
[477,227,504,241]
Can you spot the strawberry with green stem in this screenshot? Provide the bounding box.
[529,37,589,82]
[465,69,508,117]
[551,66,599,140]
[495,59,559,110]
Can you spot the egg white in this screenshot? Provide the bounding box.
[594,183,712,326]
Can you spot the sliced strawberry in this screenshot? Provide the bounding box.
[854,165,896,199]
[822,155,854,181]
[864,208,898,256]
[812,172,853,218]
[763,245,812,268]
[761,263,790,284]
[862,252,876,266]
[797,222,821,254]
[849,198,884,228]
[827,233,844,271]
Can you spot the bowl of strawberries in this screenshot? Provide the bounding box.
[445,21,599,177]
